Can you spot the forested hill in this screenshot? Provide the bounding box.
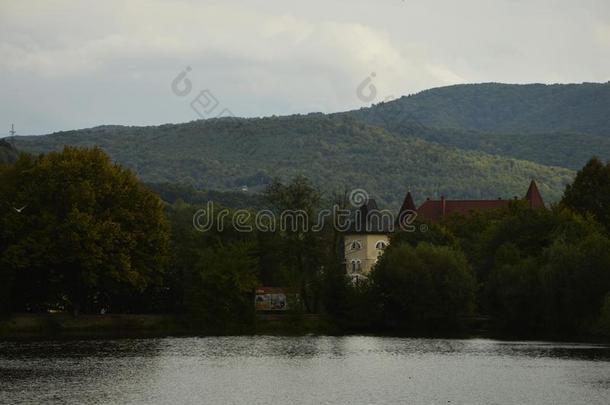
[0,139,18,164]
[352,82,610,134]
[14,115,571,208]
[346,82,610,169]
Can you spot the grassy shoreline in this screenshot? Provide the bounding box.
[0,313,190,339]
[0,313,332,340]
[1,313,607,343]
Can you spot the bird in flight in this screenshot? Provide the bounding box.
[13,205,27,213]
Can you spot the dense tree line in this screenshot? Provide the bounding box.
[322,157,610,339]
[2,147,610,339]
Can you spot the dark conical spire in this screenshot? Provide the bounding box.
[397,191,417,221]
[524,180,544,208]
[400,191,416,212]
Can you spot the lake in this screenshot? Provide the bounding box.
[1,336,610,404]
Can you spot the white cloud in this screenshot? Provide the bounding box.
[0,0,608,134]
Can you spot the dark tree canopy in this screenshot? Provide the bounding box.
[0,147,170,314]
[372,242,476,332]
[562,157,610,231]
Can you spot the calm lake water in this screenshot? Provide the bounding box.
[1,336,610,404]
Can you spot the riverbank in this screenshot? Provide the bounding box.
[0,313,332,339]
[1,313,607,343]
[0,313,189,339]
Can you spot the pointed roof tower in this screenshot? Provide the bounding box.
[399,191,416,213]
[396,191,417,224]
[524,180,545,208]
[348,198,391,233]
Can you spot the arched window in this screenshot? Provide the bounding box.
[350,259,362,273]
[349,240,362,251]
[375,240,388,250]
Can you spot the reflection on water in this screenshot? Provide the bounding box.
[1,336,610,404]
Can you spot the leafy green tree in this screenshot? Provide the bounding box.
[541,233,610,335]
[482,205,610,336]
[320,266,381,331]
[485,253,545,334]
[391,220,457,249]
[562,157,610,231]
[372,242,476,332]
[263,176,326,312]
[184,241,259,333]
[163,200,257,313]
[594,293,610,337]
[0,147,170,314]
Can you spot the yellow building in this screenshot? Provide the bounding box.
[343,199,391,282]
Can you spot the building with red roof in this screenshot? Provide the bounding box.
[344,180,545,280]
[400,180,545,222]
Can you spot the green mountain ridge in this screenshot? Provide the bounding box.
[358,82,610,134]
[14,114,572,209]
[347,82,610,169]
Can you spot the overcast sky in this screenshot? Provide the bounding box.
[1,0,609,135]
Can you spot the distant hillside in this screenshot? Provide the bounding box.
[347,82,610,169]
[0,139,18,164]
[14,115,572,208]
[147,182,264,210]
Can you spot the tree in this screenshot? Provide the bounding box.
[485,253,545,334]
[263,176,326,312]
[391,220,457,249]
[184,241,259,333]
[372,242,476,332]
[594,293,610,337]
[541,233,610,335]
[0,147,170,314]
[163,200,257,313]
[562,157,610,231]
[482,206,610,336]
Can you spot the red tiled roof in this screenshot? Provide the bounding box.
[417,198,510,221]
[409,180,545,222]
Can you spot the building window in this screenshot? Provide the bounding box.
[375,241,388,250]
[350,259,362,273]
[349,240,362,251]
